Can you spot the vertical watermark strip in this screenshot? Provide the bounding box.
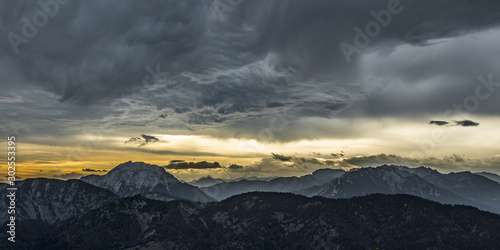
[6,136,17,243]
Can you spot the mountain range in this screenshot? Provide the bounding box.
[196,164,500,214]
[198,168,345,200]
[2,161,500,249]
[475,171,500,184]
[3,193,500,249]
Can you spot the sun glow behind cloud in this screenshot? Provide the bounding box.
[2,115,499,181]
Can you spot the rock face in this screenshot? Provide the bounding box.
[80,161,215,202]
[0,178,117,224]
[5,193,500,250]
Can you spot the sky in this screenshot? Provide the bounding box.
[1,0,500,181]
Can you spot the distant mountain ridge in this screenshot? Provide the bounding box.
[2,162,500,249]
[397,166,500,212]
[298,165,500,213]
[201,164,500,214]
[200,168,345,200]
[475,172,500,184]
[4,161,498,227]
[189,176,226,188]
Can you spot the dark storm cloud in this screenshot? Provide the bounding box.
[269,153,327,166]
[430,120,449,126]
[141,134,160,144]
[343,34,500,118]
[82,168,108,172]
[228,164,244,170]
[331,151,345,157]
[164,161,222,169]
[271,153,292,162]
[170,160,185,163]
[295,157,322,165]
[125,137,142,144]
[125,134,159,147]
[429,119,479,127]
[2,0,500,142]
[455,120,479,127]
[447,154,465,163]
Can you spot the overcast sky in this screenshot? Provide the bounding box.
[1,0,500,180]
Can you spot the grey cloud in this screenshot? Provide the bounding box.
[430,120,449,126]
[226,157,303,176]
[2,0,499,103]
[198,116,376,143]
[82,168,108,172]
[331,151,345,157]
[344,30,500,118]
[455,120,479,127]
[271,153,328,166]
[164,161,222,169]
[169,160,185,163]
[228,164,244,170]
[295,157,322,165]
[141,134,160,144]
[429,119,479,127]
[447,154,465,163]
[125,134,159,147]
[271,153,292,162]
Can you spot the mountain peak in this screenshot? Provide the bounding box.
[109,161,178,180]
[80,161,181,198]
[81,161,214,202]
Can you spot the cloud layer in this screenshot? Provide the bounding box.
[1,0,500,151]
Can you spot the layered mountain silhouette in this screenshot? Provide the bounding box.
[189,176,226,188]
[199,168,345,200]
[475,171,500,184]
[197,164,500,214]
[3,193,500,249]
[2,161,500,249]
[297,165,500,213]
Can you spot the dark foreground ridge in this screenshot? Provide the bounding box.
[3,192,500,250]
